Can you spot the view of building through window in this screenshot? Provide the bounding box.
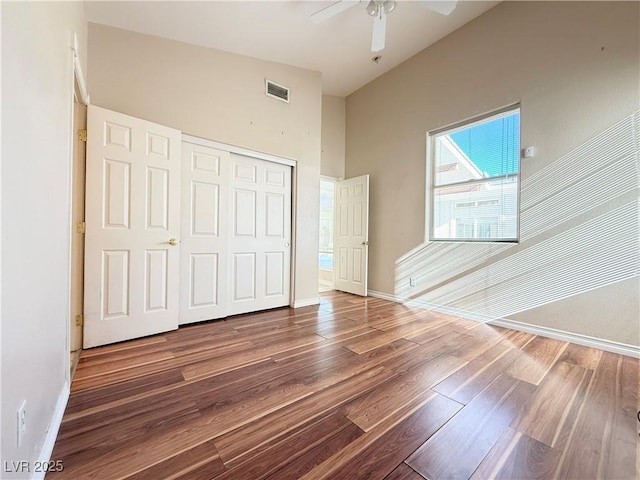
[430,107,520,241]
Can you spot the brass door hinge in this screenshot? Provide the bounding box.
[76,221,86,234]
[78,129,87,142]
[75,314,84,327]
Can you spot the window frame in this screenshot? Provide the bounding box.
[426,104,521,243]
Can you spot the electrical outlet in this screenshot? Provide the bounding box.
[17,401,26,447]
[409,277,416,287]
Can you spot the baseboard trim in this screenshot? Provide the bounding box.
[489,317,640,358]
[368,290,640,358]
[33,381,69,480]
[367,290,397,303]
[292,297,320,308]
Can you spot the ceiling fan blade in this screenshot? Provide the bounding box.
[311,1,359,24]
[371,9,387,52]
[420,1,458,16]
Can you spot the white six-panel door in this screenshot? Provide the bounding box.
[179,142,230,324]
[85,107,294,344]
[228,154,292,315]
[334,174,370,296]
[84,106,181,348]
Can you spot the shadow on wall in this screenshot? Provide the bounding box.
[395,111,639,320]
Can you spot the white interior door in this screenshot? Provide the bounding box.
[228,154,292,315]
[84,106,181,348]
[334,174,369,296]
[179,142,230,324]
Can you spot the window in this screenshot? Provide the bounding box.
[429,106,520,242]
[319,180,335,269]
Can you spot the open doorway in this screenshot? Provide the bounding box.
[69,77,87,377]
[319,178,335,292]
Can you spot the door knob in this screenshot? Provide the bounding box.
[285,242,290,248]
[361,241,369,246]
[168,238,178,246]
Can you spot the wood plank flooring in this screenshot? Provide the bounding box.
[50,292,639,480]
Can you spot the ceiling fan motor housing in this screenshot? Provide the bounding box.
[310,0,457,54]
[366,0,396,17]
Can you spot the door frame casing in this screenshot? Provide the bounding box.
[69,82,87,353]
[67,33,90,376]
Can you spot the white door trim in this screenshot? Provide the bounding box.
[72,33,90,106]
[66,32,89,379]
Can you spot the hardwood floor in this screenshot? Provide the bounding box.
[50,292,639,480]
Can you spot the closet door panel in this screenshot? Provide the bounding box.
[179,143,230,324]
[228,154,292,315]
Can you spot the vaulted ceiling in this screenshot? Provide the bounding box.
[85,1,499,96]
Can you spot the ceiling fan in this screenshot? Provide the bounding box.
[310,0,458,53]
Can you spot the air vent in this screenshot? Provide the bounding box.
[265,80,290,103]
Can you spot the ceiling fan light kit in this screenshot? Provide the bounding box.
[366,0,396,16]
[310,0,458,53]
[366,1,378,16]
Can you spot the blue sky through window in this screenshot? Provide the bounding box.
[449,111,520,177]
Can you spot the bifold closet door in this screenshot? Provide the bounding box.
[179,142,230,324]
[228,154,292,315]
[84,106,181,348]
[179,145,292,323]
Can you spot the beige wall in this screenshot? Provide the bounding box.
[88,24,322,304]
[346,2,639,346]
[321,95,346,178]
[1,1,87,472]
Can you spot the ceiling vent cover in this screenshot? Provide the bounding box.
[266,80,290,103]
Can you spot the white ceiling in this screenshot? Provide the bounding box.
[85,1,499,97]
